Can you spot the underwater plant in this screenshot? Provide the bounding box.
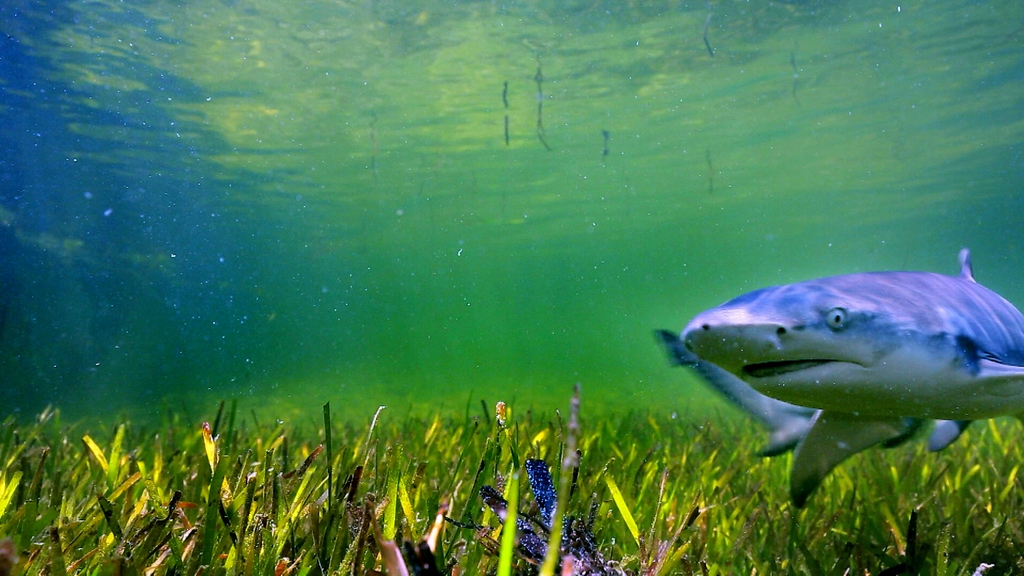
[0,391,1020,574]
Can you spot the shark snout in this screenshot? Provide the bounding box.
[682,313,789,373]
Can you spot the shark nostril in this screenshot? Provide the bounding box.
[777,326,787,336]
[701,323,711,331]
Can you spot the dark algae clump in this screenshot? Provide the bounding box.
[0,394,1021,574]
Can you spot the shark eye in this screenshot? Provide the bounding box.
[825,307,848,329]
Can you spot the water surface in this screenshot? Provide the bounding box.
[1,0,1022,424]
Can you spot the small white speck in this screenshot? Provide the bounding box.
[457,248,463,256]
[103,208,113,217]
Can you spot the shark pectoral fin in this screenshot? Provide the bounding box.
[928,420,972,451]
[880,418,926,448]
[790,412,909,508]
[759,416,818,457]
[976,359,1024,398]
[977,359,1024,377]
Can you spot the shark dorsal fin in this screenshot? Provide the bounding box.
[958,247,976,282]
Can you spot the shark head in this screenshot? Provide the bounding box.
[684,283,873,372]
[681,266,1024,420]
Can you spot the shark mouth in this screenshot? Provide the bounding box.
[742,360,837,378]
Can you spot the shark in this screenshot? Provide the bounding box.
[657,248,1022,506]
[655,331,968,457]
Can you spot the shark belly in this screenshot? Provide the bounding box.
[743,345,1024,420]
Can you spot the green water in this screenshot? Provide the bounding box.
[1,0,1022,424]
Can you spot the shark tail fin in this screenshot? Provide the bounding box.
[654,329,696,366]
[655,329,816,457]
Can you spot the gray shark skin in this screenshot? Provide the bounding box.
[682,249,1024,420]
[655,330,966,458]
[662,249,1011,506]
[655,329,968,505]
